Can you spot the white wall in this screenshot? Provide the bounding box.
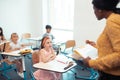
[74,0,105,47]
[0,0,43,40]
[29,0,43,37]
[0,0,106,47]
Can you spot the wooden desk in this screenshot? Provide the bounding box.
[33,54,77,73]
[1,48,33,80]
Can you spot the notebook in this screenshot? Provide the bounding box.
[73,44,98,60]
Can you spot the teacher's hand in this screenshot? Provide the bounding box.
[83,57,91,67]
[86,40,96,48]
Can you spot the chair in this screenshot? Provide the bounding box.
[21,33,31,39]
[29,50,39,80]
[32,50,39,64]
[69,50,99,80]
[62,41,99,80]
[61,40,76,55]
[72,59,99,80]
[21,33,35,59]
[0,42,17,79]
[21,33,40,50]
[20,33,31,45]
[0,54,17,80]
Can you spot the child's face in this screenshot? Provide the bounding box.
[44,38,52,48]
[46,29,51,33]
[11,34,19,42]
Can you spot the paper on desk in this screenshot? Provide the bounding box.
[33,59,76,72]
[33,55,76,72]
[73,44,98,60]
[55,54,72,64]
[2,50,21,56]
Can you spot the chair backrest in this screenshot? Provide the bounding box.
[62,40,76,54]
[21,33,31,39]
[20,33,32,46]
[30,50,39,80]
[66,40,76,48]
[32,50,39,64]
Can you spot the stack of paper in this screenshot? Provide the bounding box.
[73,44,98,60]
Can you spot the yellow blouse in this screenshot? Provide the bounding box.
[89,13,120,76]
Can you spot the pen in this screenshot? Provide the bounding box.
[57,60,66,64]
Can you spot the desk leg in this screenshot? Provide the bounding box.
[22,55,27,80]
[36,40,41,49]
[58,45,61,54]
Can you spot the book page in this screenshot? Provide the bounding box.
[73,44,98,60]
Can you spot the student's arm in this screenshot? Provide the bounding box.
[4,43,11,52]
[39,50,49,63]
[39,49,56,63]
[49,48,56,60]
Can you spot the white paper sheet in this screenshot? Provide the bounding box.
[74,44,98,60]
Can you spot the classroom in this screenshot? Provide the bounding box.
[0,0,120,80]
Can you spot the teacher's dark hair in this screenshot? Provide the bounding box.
[92,0,120,14]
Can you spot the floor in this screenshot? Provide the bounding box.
[0,54,99,80]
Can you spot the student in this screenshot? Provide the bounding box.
[42,25,55,41]
[84,0,120,80]
[33,36,61,80]
[42,25,59,52]
[0,27,6,42]
[8,33,25,78]
[0,27,10,58]
[0,26,10,62]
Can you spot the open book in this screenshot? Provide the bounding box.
[73,44,98,60]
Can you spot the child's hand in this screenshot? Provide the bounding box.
[50,54,56,60]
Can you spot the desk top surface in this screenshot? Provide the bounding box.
[33,55,77,73]
[1,50,21,56]
[1,47,33,56]
[27,36,42,41]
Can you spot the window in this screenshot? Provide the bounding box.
[43,0,74,41]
